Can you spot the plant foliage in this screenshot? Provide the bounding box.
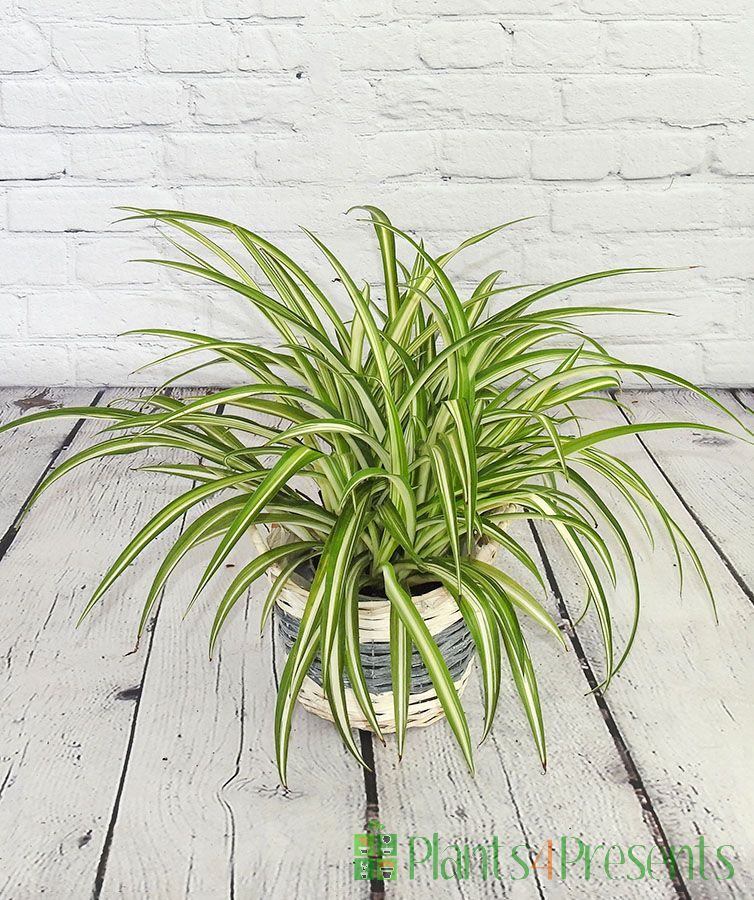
[2,207,745,784]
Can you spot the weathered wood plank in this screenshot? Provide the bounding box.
[0,387,98,536]
[230,610,369,898]
[618,389,754,592]
[736,391,754,421]
[372,523,677,899]
[533,394,754,898]
[4,386,752,897]
[92,539,243,899]
[98,408,368,898]
[0,389,195,898]
[96,553,369,898]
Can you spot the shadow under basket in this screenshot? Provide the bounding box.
[255,525,498,734]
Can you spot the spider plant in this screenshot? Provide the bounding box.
[1,206,745,785]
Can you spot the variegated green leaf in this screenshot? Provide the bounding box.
[382,563,474,774]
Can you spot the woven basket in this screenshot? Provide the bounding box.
[254,525,497,734]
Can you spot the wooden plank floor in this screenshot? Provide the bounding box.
[0,387,752,899]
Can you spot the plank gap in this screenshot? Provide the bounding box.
[730,390,754,414]
[358,730,385,900]
[92,388,210,898]
[0,388,104,565]
[90,581,166,900]
[615,390,754,612]
[528,522,692,900]
[221,633,245,900]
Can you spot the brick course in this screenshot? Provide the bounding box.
[0,1,751,386]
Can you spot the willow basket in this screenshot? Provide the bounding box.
[254,525,498,734]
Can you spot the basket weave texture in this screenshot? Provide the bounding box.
[255,525,498,733]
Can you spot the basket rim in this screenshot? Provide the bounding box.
[254,523,499,627]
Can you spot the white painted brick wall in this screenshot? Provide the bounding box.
[0,0,752,387]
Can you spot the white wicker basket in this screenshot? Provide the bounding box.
[254,525,498,733]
